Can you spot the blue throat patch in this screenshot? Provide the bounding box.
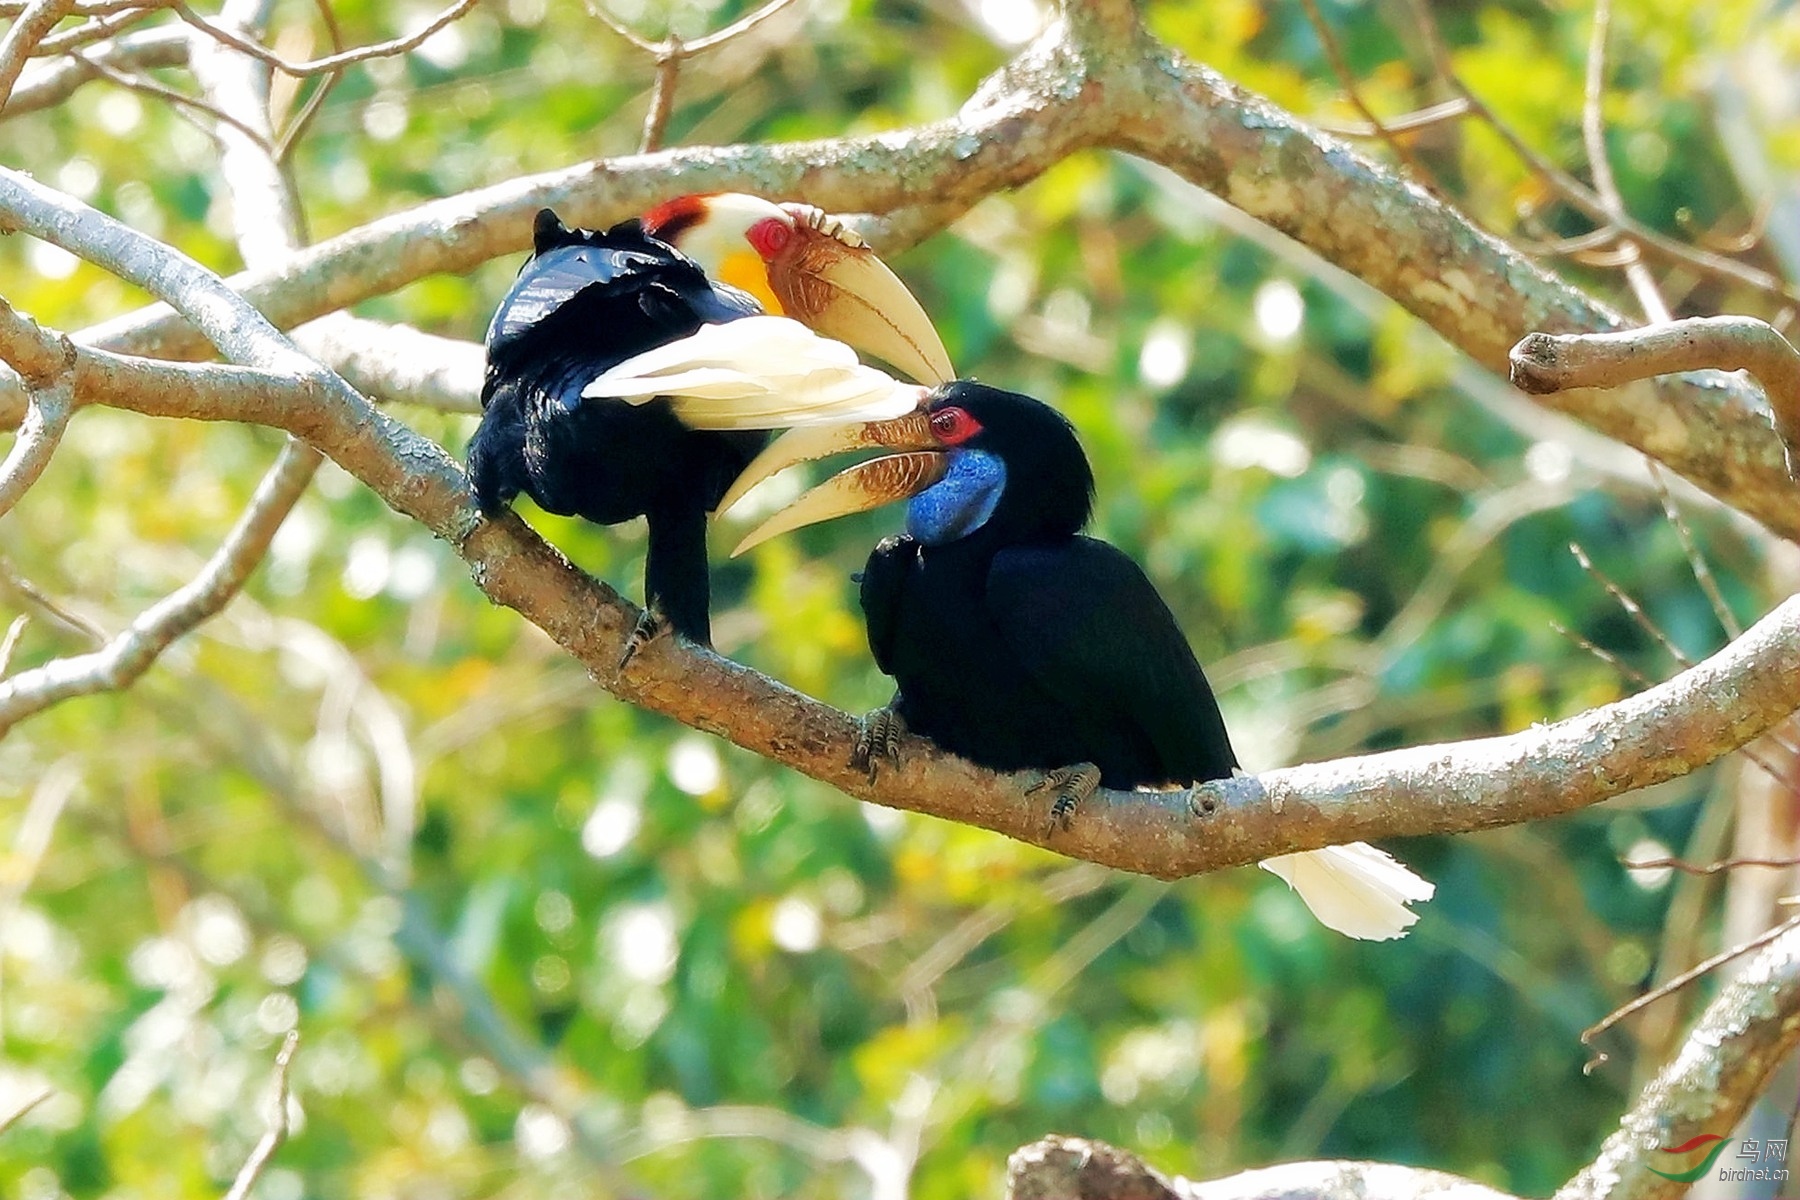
[906,451,1006,546]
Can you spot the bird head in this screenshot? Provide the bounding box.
[641,193,954,387]
[721,381,1095,554]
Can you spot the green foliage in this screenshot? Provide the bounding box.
[0,0,1787,1196]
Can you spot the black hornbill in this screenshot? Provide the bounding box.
[467,194,950,651]
[722,381,1433,940]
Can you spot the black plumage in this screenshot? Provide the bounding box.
[857,383,1239,791]
[468,209,764,646]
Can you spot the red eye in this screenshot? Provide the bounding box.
[929,406,982,445]
[746,217,792,259]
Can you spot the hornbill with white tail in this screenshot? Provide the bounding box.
[467,194,951,653]
[718,381,1434,941]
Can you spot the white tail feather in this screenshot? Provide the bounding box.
[1258,843,1435,941]
[580,316,923,430]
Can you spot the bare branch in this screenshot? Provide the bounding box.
[1561,924,1800,1200]
[172,0,477,77]
[222,1029,299,1200]
[1007,1136,1517,1200]
[0,378,72,517]
[0,614,25,676]
[1627,856,1800,876]
[0,8,1789,540]
[1580,0,1665,323]
[1401,0,1796,307]
[0,1087,51,1136]
[32,3,160,58]
[0,0,78,109]
[1316,96,1469,140]
[0,437,321,736]
[1293,0,1435,184]
[0,557,105,644]
[1510,316,1800,455]
[0,302,75,517]
[0,24,185,118]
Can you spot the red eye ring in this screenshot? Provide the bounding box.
[929,406,982,445]
[746,217,792,259]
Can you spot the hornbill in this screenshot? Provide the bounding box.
[720,381,1434,940]
[467,194,951,652]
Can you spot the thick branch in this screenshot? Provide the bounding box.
[0,4,1788,540]
[1107,45,1799,541]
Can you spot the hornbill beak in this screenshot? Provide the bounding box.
[644,194,954,386]
[724,406,947,556]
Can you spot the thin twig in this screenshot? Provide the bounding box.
[640,32,680,152]
[173,0,477,77]
[68,44,277,151]
[1648,462,1742,638]
[0,0,78,108]
[0,1087,51,1136]
[1550,619,1654,687]
[0,614,25,676]
[0,438,321,738]
[0,379,72,518]
[222,1029,300,1200]
[1580,0,1665,321]
[1580,916,1800,1071]
[1316,96,1469,139]
[1627,856,1800,876]
[592,0,801,152]
[1569,541,1693,666]
[0,24,184,118]
[0,559,106,644]
[31,2,160,58]
[1295,0,1434,182]
[272,0,343,159]
[1404,0,1800,306]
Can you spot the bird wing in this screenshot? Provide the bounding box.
[985,537,1239,783]
[579,316,925,430]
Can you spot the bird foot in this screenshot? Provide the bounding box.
[617,606,671,672]
[1026,763,1102,834]
[852,706,906,780]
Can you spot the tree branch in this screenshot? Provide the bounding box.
[1511,317,1800,456]
[1559,923,1800,1200]
[1006,1135,1517,1200]
[0,0,78,109]
[2,172,1797,878]
[0,3,1789,541]
[0,24,186,119]
[0,435,320,735]
[221,1029,299,1200]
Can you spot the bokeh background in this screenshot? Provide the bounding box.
[2,0,1798,1196]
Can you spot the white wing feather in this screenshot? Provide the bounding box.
[1258,843,1435,941]
[580,316,922,429]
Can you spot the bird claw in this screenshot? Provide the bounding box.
[617,606,671,672]
[852,706,905,780]
[1026,763,1102,835]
